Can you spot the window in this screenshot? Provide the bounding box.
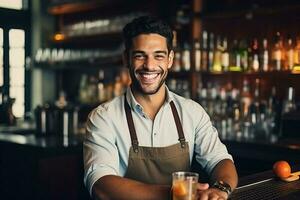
[0,0,23,10]
[0,0,30,119]
[9,29,25,117]
[0,28,3,104]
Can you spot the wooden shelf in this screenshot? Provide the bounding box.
[200,70,299,76]
[48,1,114,15]
[48,0,151,16]
[52,31,122,46]
[169,70,299,77]
[34,56,123,70]
[168,71,194,79]
[203,3,300,20]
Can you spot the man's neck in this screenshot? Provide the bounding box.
[131,85,166,120]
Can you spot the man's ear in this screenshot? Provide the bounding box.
[122,50,129,68]
[167,50,174,69]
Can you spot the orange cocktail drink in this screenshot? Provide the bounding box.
[172,172,199,200]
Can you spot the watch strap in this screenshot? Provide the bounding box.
[212,180,232,195]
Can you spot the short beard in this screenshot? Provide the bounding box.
[129,66,168,95]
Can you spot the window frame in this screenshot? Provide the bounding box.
[0,3,31,117]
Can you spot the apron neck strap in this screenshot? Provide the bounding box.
[169,101,186,148]
[124,94,186,151]
[124,95,139,153]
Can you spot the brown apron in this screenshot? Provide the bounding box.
[124,96,190,185]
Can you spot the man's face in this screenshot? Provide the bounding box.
[126,33,174,95]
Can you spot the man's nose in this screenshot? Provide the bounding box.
[143,57,156,69]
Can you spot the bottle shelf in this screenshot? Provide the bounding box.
[201,70,300,76]
[34,56,123,70]
[168,71,195,79]
[169,70,300,77]
[52,31,122,46]
[48,1,115,15]
[48,0,152,15]
[203,2,300,20]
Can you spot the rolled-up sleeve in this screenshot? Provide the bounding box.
[83,106,119,196]
[193,105,233,175]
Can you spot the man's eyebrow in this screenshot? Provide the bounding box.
[132,50,145,54]
[131,50,168,55]
[154,50,167,55]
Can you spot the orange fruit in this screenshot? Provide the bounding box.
[273,160,291,178]
[173,181,187,196]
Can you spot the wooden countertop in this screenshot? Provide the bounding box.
[230,165,300,200]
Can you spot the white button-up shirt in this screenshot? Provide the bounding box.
[83,86,233,195]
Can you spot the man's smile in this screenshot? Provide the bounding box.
[136,71,162,84]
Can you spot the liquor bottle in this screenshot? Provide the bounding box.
[293,36,300,72]
[208,32,215,72]
[206,82,214,116]
[172,30,182,72]
[229,39,242,72]
[221,37,229,72]
[253,78,261,109]
[239,39,249,72]
[219,88,228,137]
[249,103,258,140]
[261,38,269,72]
[182,42,191,71]
[232,89,242,140]
[212,87,222,135]
[98,70,106,102]
[267,86,281,137]
[113,76,123,97]
[201,31,208,71]
[271,32,284,71]
[79,74,89,104]
[294,37,300,66]
[198,87,208,111]
[240,79,251,118]
[285,36,294,71]
[194,41,201,71]
[247,79,261,139]
[225,89,234,139]
[250,38,260,72]
[282,87,296,114]
[212,36,222,73]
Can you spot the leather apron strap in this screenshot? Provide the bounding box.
[124,96,186,152]
[169,101,186,148]
[124,97,139,153]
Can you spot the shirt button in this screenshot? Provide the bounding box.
[154,133,157,136]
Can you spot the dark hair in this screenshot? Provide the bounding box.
[122,15,173,53]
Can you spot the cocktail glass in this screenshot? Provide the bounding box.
[172,171,199,200]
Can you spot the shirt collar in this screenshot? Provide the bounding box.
[125,87,143,113]
[125,85,174,113]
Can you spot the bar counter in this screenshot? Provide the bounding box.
[0,132,300,199]
[230,165,300,200]
[0,132,89,200]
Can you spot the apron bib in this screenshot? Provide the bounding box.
[124,96,190,184]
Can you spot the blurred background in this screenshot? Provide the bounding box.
[0,0,300,199]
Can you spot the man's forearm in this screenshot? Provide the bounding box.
[92,175,171,200]
[210,159,238,190]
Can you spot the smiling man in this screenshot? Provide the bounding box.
[83,16,238,200]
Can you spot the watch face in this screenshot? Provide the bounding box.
[213,181,232,195]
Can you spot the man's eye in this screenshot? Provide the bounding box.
[133,54,145,60]
[155,55,166,60]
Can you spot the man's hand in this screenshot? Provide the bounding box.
[196,184,228,200]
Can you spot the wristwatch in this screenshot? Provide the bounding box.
[212,180,232,195]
